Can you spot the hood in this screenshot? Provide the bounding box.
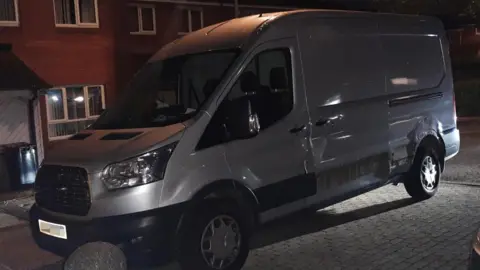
[44,123,186,171]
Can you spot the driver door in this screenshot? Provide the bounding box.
[223,38,313,221]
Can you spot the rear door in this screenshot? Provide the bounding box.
[298,17,391,204]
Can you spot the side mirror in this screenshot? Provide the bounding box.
[224,97,260,140]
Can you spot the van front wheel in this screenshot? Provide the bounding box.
[177,200,250,270]
[404,147,441,200]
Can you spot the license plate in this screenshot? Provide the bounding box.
[38,219,67,240]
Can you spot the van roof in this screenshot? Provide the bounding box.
[149,11,285,61]
[150,9,440,62]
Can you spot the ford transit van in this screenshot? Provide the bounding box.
[30,10,460,270]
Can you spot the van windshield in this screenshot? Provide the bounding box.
[90,49,239,130]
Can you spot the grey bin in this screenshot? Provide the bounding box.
[1,143,38,191]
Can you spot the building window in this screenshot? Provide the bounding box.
[53,0,99,27]
[46,85,105,140]
[0,0,19,26]
[128,4,156,35]
[178,7,203,35]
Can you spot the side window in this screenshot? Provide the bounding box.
[197,48,293,150]
[381,35,445,94]
[228,48,293,130]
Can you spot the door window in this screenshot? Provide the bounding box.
[227,48,293,130]
[197,48,294,150]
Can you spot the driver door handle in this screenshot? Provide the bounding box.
[316,114,343,127]
[289,125,306,134]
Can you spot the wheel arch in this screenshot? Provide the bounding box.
[414,133,445,171]
[176,179,260,235]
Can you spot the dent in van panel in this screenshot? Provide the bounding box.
[309,152,390,204]
[388,111,443,175]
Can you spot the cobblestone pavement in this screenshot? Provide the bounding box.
[241,183,480,270]
[1,178,479,269]
[443,133,480,185]
[443,120,480,185]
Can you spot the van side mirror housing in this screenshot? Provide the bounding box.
[224,97,260,140]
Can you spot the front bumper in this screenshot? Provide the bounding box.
[29,203,185,259]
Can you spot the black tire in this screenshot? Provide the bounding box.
[176,199,251,270]
[404,146,441,200]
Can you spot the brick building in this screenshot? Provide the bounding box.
[446,25,480,82]
[447,25,480,62]
[0,0,293,162]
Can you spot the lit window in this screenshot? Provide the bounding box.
[54,0,99,27]
[46,85,105,140]
[0,0,19,26]
[178,7,203,36]
[128,4,156,35]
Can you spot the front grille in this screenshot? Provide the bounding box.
[34,165,91,216]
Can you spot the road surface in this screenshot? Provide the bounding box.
[0,183,478,270]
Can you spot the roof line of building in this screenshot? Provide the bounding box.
[142,0,296,10]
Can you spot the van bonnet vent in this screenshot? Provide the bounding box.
[100,132,142,140]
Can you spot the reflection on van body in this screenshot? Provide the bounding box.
[29,10,460,270]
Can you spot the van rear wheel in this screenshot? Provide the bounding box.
[176,200,250,270]
[404,147,441,200]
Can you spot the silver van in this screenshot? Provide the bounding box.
[30,10,460,270]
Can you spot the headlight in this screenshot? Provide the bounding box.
[101,142,177,190]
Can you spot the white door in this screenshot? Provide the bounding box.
[0,92,31,145]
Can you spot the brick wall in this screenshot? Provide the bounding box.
[447,26,480,62]
[0,0,118,105]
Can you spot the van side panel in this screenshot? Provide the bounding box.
[298,17,391,204]
[380,17,456,175]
